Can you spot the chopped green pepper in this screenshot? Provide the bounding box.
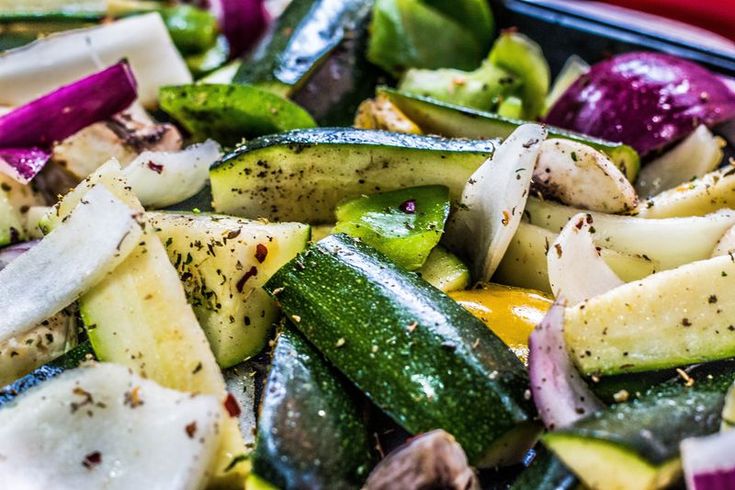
[159,84,317,147]
[334,185,450,270]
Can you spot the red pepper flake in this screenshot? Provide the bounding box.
[236,266,258,293]
[146,161,164,174]
[123,386,144,408]
[255,244,268,263]
[185,421,197,438]
[399,199,416,214]
[224,393,241,417]
[82,451,102,469]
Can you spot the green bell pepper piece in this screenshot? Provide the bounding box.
[334,185,450,270]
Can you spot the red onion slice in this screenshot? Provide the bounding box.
[0,148,50,184]
[209,0,270,57]
[528,300,604,430]
[682,430,735,490]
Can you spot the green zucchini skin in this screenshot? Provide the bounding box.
[264,234,538,466]
[252,326,373,489]
[547,362,735,466]
[509,449,578,490]
[210,128,496,223]
[234,0,374,96]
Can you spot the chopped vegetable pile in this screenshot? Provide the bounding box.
[1,1,735,490]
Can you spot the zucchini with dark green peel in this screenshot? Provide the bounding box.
[159,84,317,147]
[545,362,735,490]
[264,233,539,466]
[378,87,641,181]
[251,326,374,489]
[210,128,496,223]
[234,0,374,97]
[509,449,577,490]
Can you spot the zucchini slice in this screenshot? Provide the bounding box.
[234,0,373,97]
[566,254,735,375]
[378,87,640,181]
[264,234,538,466]
[210,128,496,223]
[545,363,735,490]
[148,211,310,367]
[251,327,373,488]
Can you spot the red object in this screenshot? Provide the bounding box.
[605,0,735,42]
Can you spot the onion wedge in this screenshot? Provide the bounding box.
[636,125,724,198]
[533,139,637,213]
[123,140,221,209]
[529,301,604,430]
[446,124,546,281]
[0,185,143,342]
[0,13,191,108]
[548,213,624,304]
[0,148,50,185]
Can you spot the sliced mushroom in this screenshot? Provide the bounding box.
[363,430,479,490]
[354,94,423,134]
[533,139,638,213]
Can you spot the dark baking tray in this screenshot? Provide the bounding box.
[491,0,735,76]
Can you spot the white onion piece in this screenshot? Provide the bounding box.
[0,13,191,107]
[636,125,724,198]
[526,197,735,271]
[528,301,604,430]
[534,139,638,213]
[0,363,220,490]
[0,185,142,342]
[548,213,624,304]
[123,140,221,209]
[712,224,735,258]
[446,124,546,281]
[681,430,735,490]
[545,55,590,112]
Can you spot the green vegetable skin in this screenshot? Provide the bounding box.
[265,234,539,466]
[235,0,374,96]
[252,326,373,489]
[210,128,496,223]
[334,185,450,270]
[368,0,493,74]
[158,5,218,55]
[545,363,735,490]
[159,84,316,147]
[379,87,641,181]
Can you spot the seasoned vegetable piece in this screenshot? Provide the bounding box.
[159,84,316,147]
[210,128,496,222]
[265,234,539,466]
[334,185,450,270]
[545,363,735,490]
[234,0,373,96]
[251,327,373,489]
[417,246,470,292]
[378,87,641,181]
[509,449,578,490]
[487,31,550,119]
[450,284,552,364]
[368,0,492,75]
[565,254,735,375]
[148,211,310,367]
[0,364,221,490]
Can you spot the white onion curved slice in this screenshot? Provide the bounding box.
[0,185,142,342]
[528,301,604,430]
[446,124,546,281]
[123,140,221,209]
[548,212,624,304]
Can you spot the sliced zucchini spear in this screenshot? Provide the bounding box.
[445,124,546,281]
[265,234,538,467]
[565,253,735,375]
[210,128,496,223]
[545,363,735,490]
